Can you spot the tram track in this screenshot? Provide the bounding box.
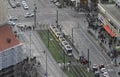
[37,29,90,77]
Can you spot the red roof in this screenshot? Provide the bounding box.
[103,25,115,37]
[0,25,20,51]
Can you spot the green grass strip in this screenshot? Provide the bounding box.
[37,30,94,77]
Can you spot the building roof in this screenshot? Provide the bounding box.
[0,25,20,51]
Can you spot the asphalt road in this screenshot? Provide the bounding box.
[7,0,119,77]
[7,0,68,77]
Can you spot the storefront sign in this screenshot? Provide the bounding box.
[98,14,106,24]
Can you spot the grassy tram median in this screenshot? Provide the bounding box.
[37,29,94,77]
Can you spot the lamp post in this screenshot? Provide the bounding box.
[72,23,79,44]
[34,3,37,28]
[45,29,49,77]
[56,10,59,28]
[29,28,32,58]
[72,28,74,44]
[87,49,90,72]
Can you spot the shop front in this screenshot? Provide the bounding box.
[97,13,117,52]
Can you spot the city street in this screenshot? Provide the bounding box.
[7,0,119,77]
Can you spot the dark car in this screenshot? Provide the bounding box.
[55,2,62,8]
[94,71,100,77]
[16,2,21,7]
[99,64,104,69]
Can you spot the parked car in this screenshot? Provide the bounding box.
[8,21,16,26]
[16,23,25,28]
[8,0,16,8]
[8,16,18,21]
[22,1,29,10]
[55,2,62,8]
[24,5,29,10]
[16,2,21,7]
[11,2,16,8]
[22,1,26,5]
[24,13,34,18]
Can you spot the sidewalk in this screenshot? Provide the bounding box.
[88,27,120,75]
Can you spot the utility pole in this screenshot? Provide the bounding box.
[63,49,65,69]
[45,29,49,77]
[87,49,90,72]
[56,10,59,28]
[72,28,74,44]
[113,49,117,66]
[34,3,37,28]
[48,29,49,48]
[29,28,32,58]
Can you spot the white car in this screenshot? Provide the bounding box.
[8,21,16,26]
[24,5,29,10]
[23,4,29,10]
[92,64,98,72]
[8,16,18,21]
[102,72,109,77]
[24,13,34,18]
[22,1,29,10]
[55,2,62,8]
[101,68,107,73]
[16,23,25,28]
[22,1,26,5]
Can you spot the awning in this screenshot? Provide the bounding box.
[103,25,115,37]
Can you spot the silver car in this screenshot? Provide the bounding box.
[24,13,34,18]
[8,16,18,21]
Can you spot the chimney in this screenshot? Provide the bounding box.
[7,38,11,44]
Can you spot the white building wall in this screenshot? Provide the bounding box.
[0,0,7,26]
[0,46,25,70]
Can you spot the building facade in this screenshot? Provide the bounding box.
[0,25,25,77]
[0,0,7,26]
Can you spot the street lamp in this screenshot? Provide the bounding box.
[34,3,37,28]
[56,10,59,28]
[45,29,49,77]
[72,28,74,44]
[29,29,32,58]
[87,49,90,72]
[71,23,79,44]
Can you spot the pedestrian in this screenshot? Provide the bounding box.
[104,40,106,44]
[43,50,45,54]
[33,26,35,30]
[109,45,111,48]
